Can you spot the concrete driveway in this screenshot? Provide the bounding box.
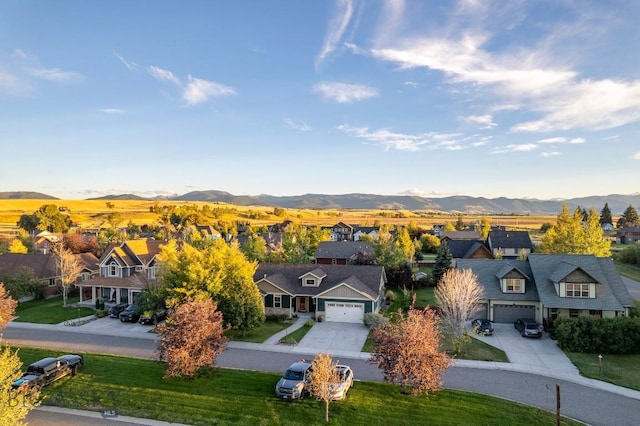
[71,315,156,335]
[470,323,579,375]
[297,321,369,354]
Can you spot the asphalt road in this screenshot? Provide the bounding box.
[3,326,639,426]
[622,276,640,301]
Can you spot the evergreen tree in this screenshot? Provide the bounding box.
[617,205,639,228]
[600,203,612,225]
[454,215,465,231]
[432,241,452,285]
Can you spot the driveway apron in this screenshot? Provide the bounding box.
[297,322,369,353]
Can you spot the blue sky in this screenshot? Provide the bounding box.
[1,0,639,200]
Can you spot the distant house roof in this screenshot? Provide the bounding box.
[439,231,481,241]
[447,239,492,259]
[254,263,385,299]
[0,253,58,280]
[314,241,373,260]
[487,230,532,250]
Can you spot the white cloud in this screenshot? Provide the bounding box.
[147,66,235,106]
[313,81,378,103]
[316,0,355,68]
[632,152,640,160]
[100,108,125,114]
[284,118,311,132]
[462,114,496,129]
[115,53,138,71]
[403,81,418,88]
[28,67,82,82]
[398,188,426,197]
[541,151,561,157]
[0,71,30,96]
[147,66,181,85]
[537,137,585,144]
[183,75,235,105]
[491,143,538,154]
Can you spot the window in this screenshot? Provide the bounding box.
[505,279,522,292]
[570,309,580,318]
[331,259,337,265]
[48,278,56,287]
[109,264,117,277]
[274,295,282,308]
[80,272,89,281]
[565,283,589,298]
[589,310,602,319]
[304,278,315,286]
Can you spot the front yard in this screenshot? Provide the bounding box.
[17,347,581,426]
[14,296,96,324]
[565,352,640,391]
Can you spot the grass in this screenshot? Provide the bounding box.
[225,319,293,343]
[564,352,640,391]
[14,296,96,324]
[614,260,640,282]
[15,347,580,426]
[279,322,313,345]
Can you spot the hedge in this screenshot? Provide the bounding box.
[553,316,640,354]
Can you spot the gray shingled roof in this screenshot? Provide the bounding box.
[457,259,539,301]
[0,253,58,280]
[447,239,490,259]
[487,230,532,250]
[528,253,635,310]
[314,241,373,260]
[255,263,385,299]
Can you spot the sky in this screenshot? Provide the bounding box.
[1,0,639,201]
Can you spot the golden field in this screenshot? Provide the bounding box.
[0,199,555,238]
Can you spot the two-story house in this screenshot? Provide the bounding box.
[77,239,162,305]
[254,264,386,323]
[457,253,635,330]
[486,229,533,259]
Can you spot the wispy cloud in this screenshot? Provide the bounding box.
[284,118,312,132]
[100,108,125,114]
[313,81,378,103]
[491,143,538,154]
[147,66,235,106]
[0,71,30,96]
[403,81,418,88]
[632,152,640,160]
[115,53,138,71]
[537,137,585,144]
[316,0,355,68]
[541,151,561,157]
[27,67,83,82]
[461,114,496,129]
[398,188,426,197]
[338,124,483,152]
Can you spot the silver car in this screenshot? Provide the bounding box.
[328,365,354,401]
[275,361,311,400]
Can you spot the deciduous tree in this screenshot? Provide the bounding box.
[240,230,268,262]
[157,296,227,378]
[434,269,484,352]
[370,307,451,396]
[0,282,18,329]
[538,204,610,256]
[52,241,83,307]
[307,353,340,423]
[419,233,440,253]
[8,239,28,253]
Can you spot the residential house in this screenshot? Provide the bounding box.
[447,239,493,263]
[314,241,373,265]
[329,222,354,241]
[486,229,533,259]
[353,226,379,241]
[193,225,222,240]
[439,230,481,242]
[0,252,99,298]
[77,239,163,305]
[255,264,386,323]
[33,231,61,254]
[616,226,640,244]
[457,253,635,329]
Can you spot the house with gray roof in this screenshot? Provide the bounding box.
[254,263,386,323]
[447,239,493,262]
[457,254,635,329]
[486,229,533,259]
[314,241,373,265]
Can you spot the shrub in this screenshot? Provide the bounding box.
[364,312,389,329]
[305,318,314,327]
[95,309,108,318]
[265,314,289,322]
[385,290,396,302]
[554,316,640,354]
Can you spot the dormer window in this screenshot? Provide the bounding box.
[109,264,117,276]
[505,279,522,293]
[565,283,590,298]
[304,278,315,287]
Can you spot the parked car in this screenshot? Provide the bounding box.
[119,304,140,323]
[138,308,166,325]
[12,354,84,392]
[275,360,312,400]
[328,365,354,401]
[108,303,129,318]
[471,318,494,336]
[514,318,543,338]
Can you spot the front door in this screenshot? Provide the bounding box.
[299,297,307,312]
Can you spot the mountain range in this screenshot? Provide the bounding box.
[1,190,639,216]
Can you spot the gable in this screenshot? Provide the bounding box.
[316,283,374,300]
[257,279,292,296]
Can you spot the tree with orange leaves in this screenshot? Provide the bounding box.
[370,307,451,396]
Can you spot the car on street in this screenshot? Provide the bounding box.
[12,354,84,393]
[108,303,129,318]
[328,365,354,401]
[514,318,543,338]
[275,360,312,400]
[471,318,494,336]
[138,308,167,325]
[119,304,140,323]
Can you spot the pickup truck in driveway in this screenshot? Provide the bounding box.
[12,354,84,392]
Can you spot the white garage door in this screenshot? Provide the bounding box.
[325,302,364,323]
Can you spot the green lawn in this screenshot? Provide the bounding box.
[564,352,640,391]
[16,348,580,426]
[14,296,96,324]
[225,319,293,343]
[614,261,640,282]
[279,322,313,344]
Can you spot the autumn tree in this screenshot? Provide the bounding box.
[419,233,440,253]
[432,241,452,284]
[538,204,610,256]
[396,227,416,264]
[52,241,84,307]
[600,203,612,226]
[157,296,227,378]
[307,353,341,423]
[8,239,28,253]
[370,307,451,396]
[240,230,268,262]
[480,217,491,239]
[0,282,18,329]
[159,239,264,332]
[434,269,484,353]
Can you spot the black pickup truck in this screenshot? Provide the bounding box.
[12,354,84,392]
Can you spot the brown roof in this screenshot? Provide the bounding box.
[0,253,58,279]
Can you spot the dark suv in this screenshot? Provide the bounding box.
[119,304,140,322]
[514,318,543,338]
[12,354,84,392]
[108,303,129,318]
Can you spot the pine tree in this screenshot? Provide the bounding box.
[432,241,452,285]
[617,205,639,228]
[600,203,612,225]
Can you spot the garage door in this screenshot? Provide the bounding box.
[325,302,364,323]
[493,304,535,323]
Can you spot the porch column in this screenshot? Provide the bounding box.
[91,287,96,304]
[78,286,83,303]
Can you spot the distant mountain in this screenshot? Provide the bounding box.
[0,191,58,200]
[5,190,639,215]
